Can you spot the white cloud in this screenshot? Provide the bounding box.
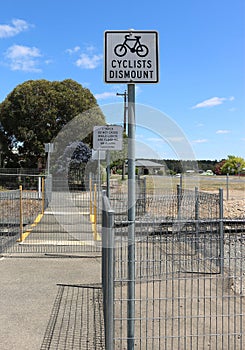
[65,46,80,54]
[216,129,231,134]
[0,19,30,38]
[93,85,139,102]
[95,92,116,100]
[192,139,208,144]
[66,44,103,69]
[5,44,42,72]
[192,96,235,109]
[75,53,102,69]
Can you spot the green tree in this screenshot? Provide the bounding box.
[0,79,105,167]
[221,155,245,175]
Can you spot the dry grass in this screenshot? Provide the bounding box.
[110,174,245,197]
[145,175,245,197]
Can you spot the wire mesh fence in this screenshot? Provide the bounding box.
[0,187,45,252]
[101,186,245,349]
[0,168,42,190]
[0,172,104,254]
[0,189,21,252]
[1,168,244,348]
[112,240,245,349]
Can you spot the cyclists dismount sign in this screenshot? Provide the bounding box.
[114,34,149,57]
[104,30,159,83]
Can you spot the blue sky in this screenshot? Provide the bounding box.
[0,0,244,160]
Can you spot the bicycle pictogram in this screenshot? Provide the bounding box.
[114,34,149,57]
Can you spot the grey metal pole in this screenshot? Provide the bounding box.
[98,149,101,201]
[127,83,135,350]
[226,173,229,201]
[117,90,128,181]
[106,209,114,350]
[47,150,50,175]
[102,191,106,308]
[106,151,110,199]
[102,191,115,350]
[177,184,182,220]
[116,90,127,133]
[194,186,199,253]
[38,176,42,200]
[219,188,224,274]
[180,173,183,190]
[143,176,146,214]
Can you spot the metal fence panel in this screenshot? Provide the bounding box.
[113,226,245,349]
[0,190,20,252]
[0,177,102,254]
[102,188,245,349]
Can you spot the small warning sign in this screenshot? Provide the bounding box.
[93,125,123,150]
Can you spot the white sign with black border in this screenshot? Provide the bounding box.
[104,30,159,84]
[93,125,123,150]
[92,149,106,160]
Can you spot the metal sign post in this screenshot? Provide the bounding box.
[104,29,159,350]
[106,151,110,198]
[127,83,136,350]
[44,143,54,175]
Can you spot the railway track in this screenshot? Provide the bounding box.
[114,218,245,235]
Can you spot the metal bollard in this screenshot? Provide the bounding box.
[102,191,115,350]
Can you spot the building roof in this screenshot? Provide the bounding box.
[135,160,163,168]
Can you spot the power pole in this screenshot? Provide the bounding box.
[116,90,127,134]
[117,90,128,180]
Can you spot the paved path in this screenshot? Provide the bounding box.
[0,255,104,350]
[7,190,101,254]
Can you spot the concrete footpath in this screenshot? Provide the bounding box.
[0,254,104,350]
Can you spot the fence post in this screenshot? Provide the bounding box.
[93,184,97,240]
[44,174,52,210]
[38,176,42,200]
[19,185,23,242]
[177,184,182,220]
[41,177,45,215]
[219,188,224,274]
[102,191,115,350]
[89,174,93,218]
[194,187,199,252]
[143,176,146,214]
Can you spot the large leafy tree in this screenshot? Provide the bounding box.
[221,155,245,175]
[0,79,105,167]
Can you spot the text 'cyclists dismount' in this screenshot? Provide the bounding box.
[104,30,159,84]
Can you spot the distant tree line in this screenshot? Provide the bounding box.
[149,157,245,175]
[149,159,218,175]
